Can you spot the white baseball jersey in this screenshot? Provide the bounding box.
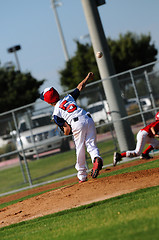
[53,94,87,126]
[52,88,102,182]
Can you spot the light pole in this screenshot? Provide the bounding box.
[7,45,21,72]
[51,0,69,61]
[81,0,135,152]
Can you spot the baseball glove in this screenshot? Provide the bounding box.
[52,119,72,135]
[59,123,72,135]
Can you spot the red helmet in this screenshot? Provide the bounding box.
[155,112,159,121]
[40,87,59,103]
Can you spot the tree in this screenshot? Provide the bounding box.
[0,69,44,113]
[107,32,158,73]
[59,41,100,91]
[59,32,158,91]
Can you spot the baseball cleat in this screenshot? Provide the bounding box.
[91,157,103,178]
[140,153,153,160]
[113,152,122,166]
[79,178,87,183]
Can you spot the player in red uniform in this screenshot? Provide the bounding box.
[113,112,159,166]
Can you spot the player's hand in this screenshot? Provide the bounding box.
[87,72,94,80]
[77,72,94,91]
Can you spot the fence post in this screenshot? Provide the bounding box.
[26,110,39,160]
[8,121,27,183]
[129,71,146,126]
[144,70,157,115]
[12,111,32,186]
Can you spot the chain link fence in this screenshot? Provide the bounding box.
[0,60,159,196]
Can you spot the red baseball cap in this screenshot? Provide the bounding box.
[40,87,59,103]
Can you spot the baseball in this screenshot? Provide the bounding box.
[96,51,103,58]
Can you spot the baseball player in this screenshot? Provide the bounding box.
[113,111,159,166]
[40,72,103,182]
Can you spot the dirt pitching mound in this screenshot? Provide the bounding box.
[0,157,159,228]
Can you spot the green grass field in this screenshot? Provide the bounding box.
[0,139,159,239]
[0,185,159,240]
[0,139,115,194]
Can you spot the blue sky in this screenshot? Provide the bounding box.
[0,0,159,94]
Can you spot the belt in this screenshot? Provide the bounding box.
[73,113,91,122]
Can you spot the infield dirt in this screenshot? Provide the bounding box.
[0,157,159,228]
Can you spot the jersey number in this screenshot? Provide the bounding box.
[59,100,77,113]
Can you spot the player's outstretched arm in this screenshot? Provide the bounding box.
[77,72,94,91]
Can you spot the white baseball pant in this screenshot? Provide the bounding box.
[126,130,159,157]
[71,114,101,181]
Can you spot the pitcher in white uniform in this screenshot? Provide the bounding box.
[40,72,103,183]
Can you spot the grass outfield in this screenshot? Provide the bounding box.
[0,137,152,195]
[0,186,159,240]
[0,140,115,194]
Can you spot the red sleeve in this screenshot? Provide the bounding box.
[153,121,159,133]
[142,121,159,137]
